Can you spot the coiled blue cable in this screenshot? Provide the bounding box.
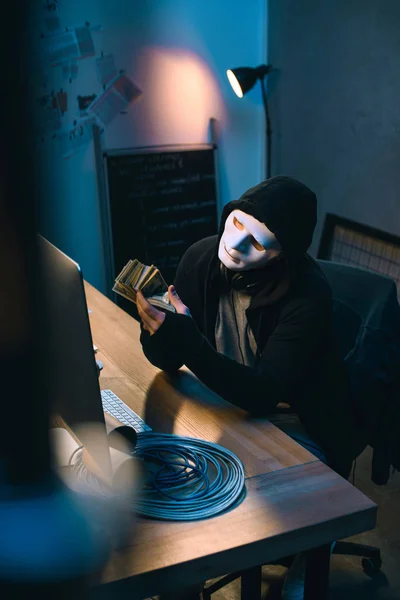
[70,433,246,521]
[133,433,246,521]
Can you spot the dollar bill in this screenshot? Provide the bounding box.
[113,259,175,312]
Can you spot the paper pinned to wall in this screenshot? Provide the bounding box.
[113,72,141,104]
[86,71,141,126]
[86,85,126,126]
[57,115,101,158]
[42,24,95,66]
[35,12,140,153]
[74,24,96,57]
[96,53,118,87]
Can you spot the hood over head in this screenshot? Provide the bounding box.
[215,176,317,305]
[219,176,317,262]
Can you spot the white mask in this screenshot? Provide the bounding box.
[218,209,281,272]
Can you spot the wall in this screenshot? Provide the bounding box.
[268,0,400,255]
[37,0,267,292]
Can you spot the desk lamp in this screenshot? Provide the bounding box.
[226,64,273,178]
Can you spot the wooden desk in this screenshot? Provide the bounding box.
[85,282,377,600]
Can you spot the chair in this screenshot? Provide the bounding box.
[315,260,394,576]
[203,260,400,599]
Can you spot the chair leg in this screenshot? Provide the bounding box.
[333,541,382,575]
[333,541,381,561]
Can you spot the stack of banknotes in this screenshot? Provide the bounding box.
[112,259,175,312]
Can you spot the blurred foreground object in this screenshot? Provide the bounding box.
[0,3,137,597]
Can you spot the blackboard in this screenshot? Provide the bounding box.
[103,144,218,316]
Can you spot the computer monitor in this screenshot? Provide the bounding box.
[38,235,110,473]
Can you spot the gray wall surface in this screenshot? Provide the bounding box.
[268,0,400,255]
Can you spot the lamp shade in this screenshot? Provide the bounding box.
[226,64,272,98]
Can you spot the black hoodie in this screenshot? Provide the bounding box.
[140,177,357,474]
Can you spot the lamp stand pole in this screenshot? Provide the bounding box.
[260,76,272,179]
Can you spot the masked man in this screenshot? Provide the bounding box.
[138,176,357,476]
[138,176,359,600]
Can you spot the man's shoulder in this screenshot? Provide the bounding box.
[186,235,218,255]
[176,235,218,283]
[290,255,333,306]
[181,235,218,266]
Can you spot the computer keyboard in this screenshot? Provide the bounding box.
[100,389,152,433]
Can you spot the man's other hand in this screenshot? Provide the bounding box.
[137,291,166,335]
[137,286,191,336]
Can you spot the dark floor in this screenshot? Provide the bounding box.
[202,446,400,600]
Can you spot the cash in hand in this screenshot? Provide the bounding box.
[112,259,176,313]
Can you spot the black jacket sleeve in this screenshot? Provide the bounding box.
[152,293,328,415]
[140,324,185,374]
[139,243,202,373]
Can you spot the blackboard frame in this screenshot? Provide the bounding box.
[100,143,219,308]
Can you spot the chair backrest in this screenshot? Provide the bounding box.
[317,260,398,360]
[317,260,400,483]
